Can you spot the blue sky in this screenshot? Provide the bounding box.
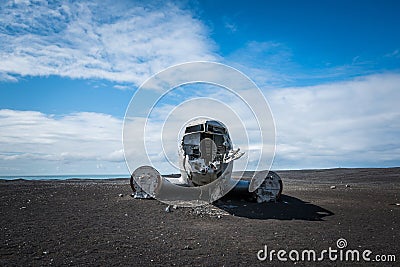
[0,0,399,175]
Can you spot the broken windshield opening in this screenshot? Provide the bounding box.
[185,124,204,133]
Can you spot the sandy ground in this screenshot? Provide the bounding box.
[1,168,399,266]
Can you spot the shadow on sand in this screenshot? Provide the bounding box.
[215,194,334,221]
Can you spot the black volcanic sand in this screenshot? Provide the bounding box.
[1,168,399,266]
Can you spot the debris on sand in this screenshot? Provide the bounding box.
[183,245,192,250]
[345,184,351,188]
[188,204,230,218]
[330,186,336,189]
[165,205,171,212]
[118,194,123,197]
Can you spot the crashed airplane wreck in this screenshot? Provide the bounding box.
[130,119,282,205]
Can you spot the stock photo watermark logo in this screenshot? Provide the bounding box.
[123,61,276,206]
[257,238,396,263]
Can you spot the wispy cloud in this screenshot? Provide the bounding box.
[0,0,217,84]
[225,41,398,88]
[222,16,237,33]
[226,41,294,86]
[385,49,400,58]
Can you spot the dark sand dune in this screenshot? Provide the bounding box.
[1,168,399,266]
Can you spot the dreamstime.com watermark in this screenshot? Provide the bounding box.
[257,238,396,263]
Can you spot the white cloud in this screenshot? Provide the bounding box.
[0,0,217,84]
[0,109,126,175]
[266,73,400,169]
